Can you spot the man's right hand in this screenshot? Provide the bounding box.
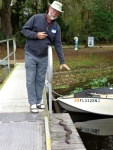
[37,32,48,39]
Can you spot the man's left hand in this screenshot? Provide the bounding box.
[60,64,70,70]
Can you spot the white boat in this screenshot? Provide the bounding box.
[57,87,113,116]
[74,118,113,136]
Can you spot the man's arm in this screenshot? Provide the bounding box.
[21,15,37,39]
[53,26,70,70]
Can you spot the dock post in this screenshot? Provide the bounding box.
[47,46,53,116]
[2,67,10,80]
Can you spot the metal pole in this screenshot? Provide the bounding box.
[7,40,10,69]
[13,38,16,65]
[47,46,53,115]
[0,38,16,67]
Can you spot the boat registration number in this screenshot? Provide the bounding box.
[74,98,100,102]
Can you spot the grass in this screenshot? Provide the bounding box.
[52,46,113,93]
[53,47,113,71]
[0,46,113,92]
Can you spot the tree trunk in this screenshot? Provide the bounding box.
[1,0,12,38]
[42,0,48,13]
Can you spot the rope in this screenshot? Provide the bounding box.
[52,90,63,97]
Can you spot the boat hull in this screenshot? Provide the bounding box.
[57,87,113,116]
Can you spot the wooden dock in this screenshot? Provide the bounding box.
[50,113,86,150]
[0,63,86,150]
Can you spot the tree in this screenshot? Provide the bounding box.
[0,0,47,38]
[91,0,113,43]
[0,0,13,38]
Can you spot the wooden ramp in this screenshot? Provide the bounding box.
[0,63,86,150]
[50,113,86,150]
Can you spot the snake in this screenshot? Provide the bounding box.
[57,118,72,144]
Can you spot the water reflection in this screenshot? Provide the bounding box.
[74,118,113,150]
[75,118,113,136]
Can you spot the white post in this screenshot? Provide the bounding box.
[7,40,10,69]
[74,37,78,50]
[47,46,53,115]
[13,38,16,65]
[10,0,13,6]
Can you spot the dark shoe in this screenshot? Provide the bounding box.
[37,104,45,109]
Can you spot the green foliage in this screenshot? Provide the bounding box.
[0,0,2,9]
[85,77,108,88]
[62,0,113,44]
[91,7,113,43]
[57,16,70,43]
[70,87,83,94]
[0,28,4,40]
[14,31,26,47]
[11,0,45,34]
[71,77,108,94]
[1,0,113,44]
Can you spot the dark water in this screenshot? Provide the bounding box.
[69,112,113,150]
[77,131,113,150]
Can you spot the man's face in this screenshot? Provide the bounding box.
[48,6,60,20]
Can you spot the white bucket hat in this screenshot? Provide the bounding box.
[50,1,64,13]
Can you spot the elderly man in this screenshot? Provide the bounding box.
[21,1,70,113]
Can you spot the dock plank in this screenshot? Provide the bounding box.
[50,113,86,150]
